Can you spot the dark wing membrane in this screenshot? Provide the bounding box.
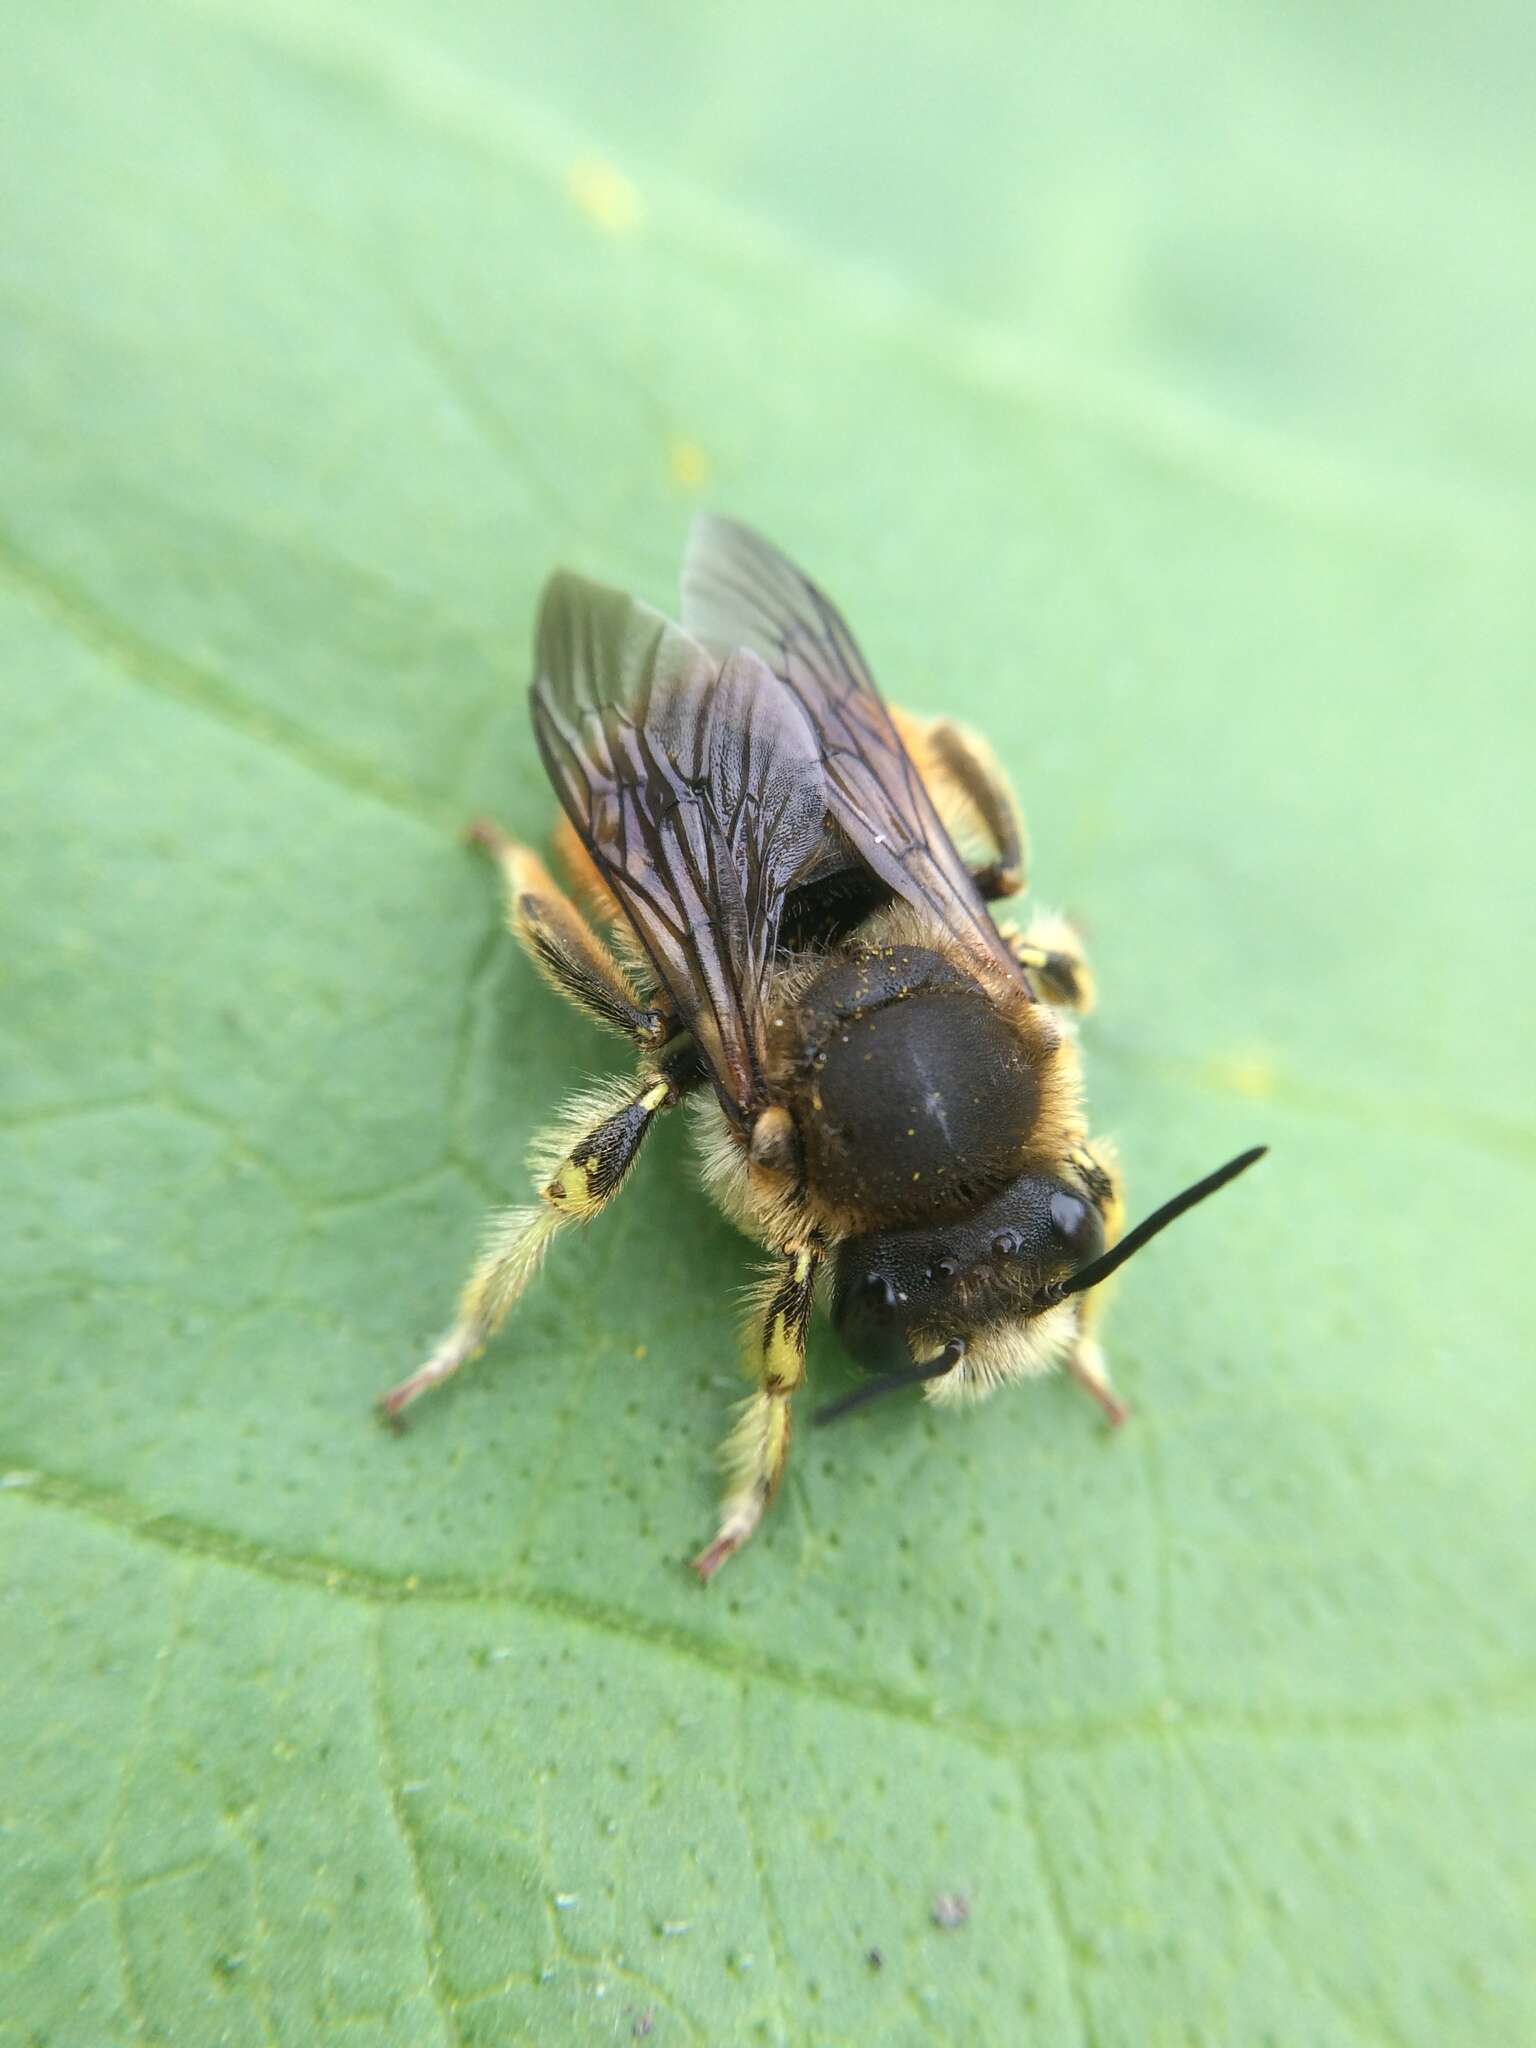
[530,571,826,1121]
[680,515,1024,985]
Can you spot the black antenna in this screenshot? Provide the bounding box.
[1043,1145,1268,1305]
[814,1338,967,1426]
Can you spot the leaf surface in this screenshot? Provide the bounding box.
[3,3,1534,2042]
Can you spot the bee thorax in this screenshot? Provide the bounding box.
[781,945,1042,1221]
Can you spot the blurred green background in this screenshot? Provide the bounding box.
[3,3,1533,2043]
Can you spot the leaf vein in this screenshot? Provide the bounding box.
[0,524,445,837]
[1177,1735,1414,2048]
[8,1481,1534,1759]
[367,1611,463,2048]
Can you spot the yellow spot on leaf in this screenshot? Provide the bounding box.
[567,157,643,235]
[668,438,710,489]
[1205,1048,1280,1099]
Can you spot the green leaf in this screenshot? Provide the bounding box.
[4,3,1533,2044]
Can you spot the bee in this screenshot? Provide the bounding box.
[380,518,1264,1577]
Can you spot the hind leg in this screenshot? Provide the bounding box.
[466,818,671,1047]
[900,718,1098,1008]
[898,713,1027,901]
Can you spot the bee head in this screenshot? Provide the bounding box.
[820,1146,1267,1423]
[829,1172,1105,1376]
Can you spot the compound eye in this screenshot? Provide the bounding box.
[927,1254,959,1285]
[859,1272,899,1314]
[1049,1190,1097,1258]
[833,1256,915,1376]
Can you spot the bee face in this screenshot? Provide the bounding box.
[829,1172,1107,1374]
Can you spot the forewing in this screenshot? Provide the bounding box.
[530,571,826,1119]
[680,515,1023,984]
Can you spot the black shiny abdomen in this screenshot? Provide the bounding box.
[785,947,1039,1217]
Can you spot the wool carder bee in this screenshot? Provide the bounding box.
[381,517,1264,1576]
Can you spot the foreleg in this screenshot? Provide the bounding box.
[692,1243,822,1580]
[1062,1138,1125,1424]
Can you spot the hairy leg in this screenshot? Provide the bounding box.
[378,1070,682,1419]
[1063,1137,1125,1424]
[1063,1328,1127,1428]
[692,1243,822,1580]
[466,818,670,1047]
[921,717,1027,901]
[1001,910,1096,1013]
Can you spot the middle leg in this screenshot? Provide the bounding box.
[378,1066,686,1420]
[1000,911,1097,1013]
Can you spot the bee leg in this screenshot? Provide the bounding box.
[1064,1328,1128,1428]
[922,718,1027,901]
[465,819,672,1049]
[1000,911,1096,1013]
[692,1244,822,1581]
[1064,1136,1126,1425]
[377,1070,683,1420]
